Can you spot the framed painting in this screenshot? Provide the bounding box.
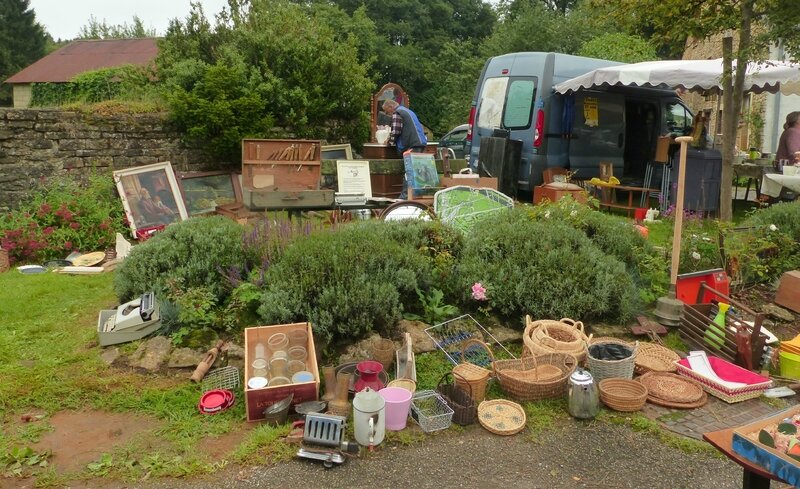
[321,144,354,160]
[113,161,188,238]
[177,171,243,217]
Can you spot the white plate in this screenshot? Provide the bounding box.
[247,377,268,389]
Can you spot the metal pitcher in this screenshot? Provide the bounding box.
[567,368,599,419]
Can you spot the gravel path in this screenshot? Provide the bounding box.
[123,421,781,489]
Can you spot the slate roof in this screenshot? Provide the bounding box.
[5,38,159,84]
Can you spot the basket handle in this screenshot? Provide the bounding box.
[437,372,454,390]
[559,318,585,334]
[461,338,494,366]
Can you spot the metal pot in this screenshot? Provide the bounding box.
[567,369,599,419]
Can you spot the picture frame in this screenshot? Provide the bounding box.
[320,144,354,160]
[113,161,188,238]
[336,160,372,199]
[177,171,243,217]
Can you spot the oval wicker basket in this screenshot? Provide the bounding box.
[634,343,680,375]
[598,378,648,412]
[587,338,638,383]
[492,351,577,402]
[387,378,417,394]
[523,316,589,363]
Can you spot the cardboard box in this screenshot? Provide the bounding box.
[775,271,800,313]
[732,405,800,486]
[533,184,588,205]
[244,323,320,422]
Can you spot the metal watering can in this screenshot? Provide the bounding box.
[352,387,386,450]
[567,368,599,419]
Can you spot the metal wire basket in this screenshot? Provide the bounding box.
[410,390,454,433]
[425,314,515,367]
[433,186,514,234]
[201,366,240,392]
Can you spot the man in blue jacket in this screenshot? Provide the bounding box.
[382,99,428,198]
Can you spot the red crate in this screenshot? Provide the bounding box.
[244,323,320,422]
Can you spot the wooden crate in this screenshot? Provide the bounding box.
[533,184,588,204]
[440,175,498,190]
[242,139,322,191]
[775,271,800,313]
[244,323,320,422]
[732,405,800,486]
[215,202,260,225]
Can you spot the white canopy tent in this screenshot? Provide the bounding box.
[554,58,800,96]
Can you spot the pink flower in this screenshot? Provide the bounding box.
[70,222,81,230]
[43,227,54,235]
[471,282,487,301]
[64,241,73,250]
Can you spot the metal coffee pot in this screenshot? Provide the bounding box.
[567,368,599,419]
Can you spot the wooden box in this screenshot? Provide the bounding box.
[533,184,588,204]
[732,405,800,486]
[215,202,260,225]
[775,271,800,313]
[440,175,498,190]
[362,143,400,160]
[246,189,334,210]
[244,323,320,422]
[242,139,322,192]
[370,174,404,198]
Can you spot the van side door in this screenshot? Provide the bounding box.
[568,91,625,179]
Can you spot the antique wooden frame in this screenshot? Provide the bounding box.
[320,144,354,161]
[113,161,188,238]
[177,171,243,217]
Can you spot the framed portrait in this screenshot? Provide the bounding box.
[177,171,243,217]
[320,144,354,160]
[113,161,188,238]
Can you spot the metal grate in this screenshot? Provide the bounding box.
[425,314,515,367]
[202,366,240,392]
[304,413,346,447]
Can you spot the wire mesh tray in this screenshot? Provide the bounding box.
[425,314,515,367]
[202,366,240,392]
[410,390,454,433]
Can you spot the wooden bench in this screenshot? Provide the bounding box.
[586,183,656,217]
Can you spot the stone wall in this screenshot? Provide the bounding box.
[0,108,214,210]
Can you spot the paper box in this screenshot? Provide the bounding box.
[732,405,800,486]
[244,322,320,422]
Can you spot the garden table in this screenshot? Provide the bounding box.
[703,428,790,489]
[760,173,800,199]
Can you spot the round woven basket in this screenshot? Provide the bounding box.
[598,378,648,412]
[477,399,526,436]
[453,339,492,402]
[387,378,417,394]
[493,351,577,402]
[587,338,637,383]
[636,371,704,404]
[523,316,589,363]
[634,343,680,375]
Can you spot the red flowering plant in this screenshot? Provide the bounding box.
[0,172,127,265]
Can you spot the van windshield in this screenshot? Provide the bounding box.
[477,77,537,131]
[666,102,693,136]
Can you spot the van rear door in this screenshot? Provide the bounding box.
[568,91,625,179]
[472,76,537,176]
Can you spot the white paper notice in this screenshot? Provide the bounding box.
[336,160,372,199]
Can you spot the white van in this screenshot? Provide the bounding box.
[466,52,695,190]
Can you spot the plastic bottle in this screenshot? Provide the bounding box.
[704,302,729,349]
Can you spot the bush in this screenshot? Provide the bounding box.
[0,172,126,264]
[256,220,456,347]
[725,201,800,284]
[451,208,639,323]
[114,216,246,302]
[526,198,668,304]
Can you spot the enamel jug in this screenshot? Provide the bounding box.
[352,387,386,449]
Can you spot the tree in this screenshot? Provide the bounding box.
[158,0,373,163]
[578,33,658,63]
[591,0,800,220]
[78,15,157,39]
[0,0,49,106]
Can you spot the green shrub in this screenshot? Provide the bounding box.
[526,198,668,304]
[256,220,453,347]
[451,208,638,323]
[725,201,800,284]
[30,65,157,106]
[114,216,246,302]
[0,172,126,264]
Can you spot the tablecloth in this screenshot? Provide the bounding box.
[761,173,800,198]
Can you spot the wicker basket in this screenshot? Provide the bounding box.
[452,339,492,402]
[598,378,648,412]
[493,352,577,402]
[477,399,526,436]
[436,372,476,426]
[370,337,395,371]
[0,248,9,273]
[587,338,638,382]
[387,378,417,394]
[523,316,590,363]
[410,390,454,433]
[634,343,680,375]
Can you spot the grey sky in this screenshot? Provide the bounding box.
[28,0,229,41]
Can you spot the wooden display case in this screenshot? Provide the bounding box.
[241,139,322,192]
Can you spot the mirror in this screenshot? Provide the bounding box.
[371,83,409,142]
[380,201,432,221]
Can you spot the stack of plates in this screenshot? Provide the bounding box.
[198,389,235,414]
[636,372,707,409]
